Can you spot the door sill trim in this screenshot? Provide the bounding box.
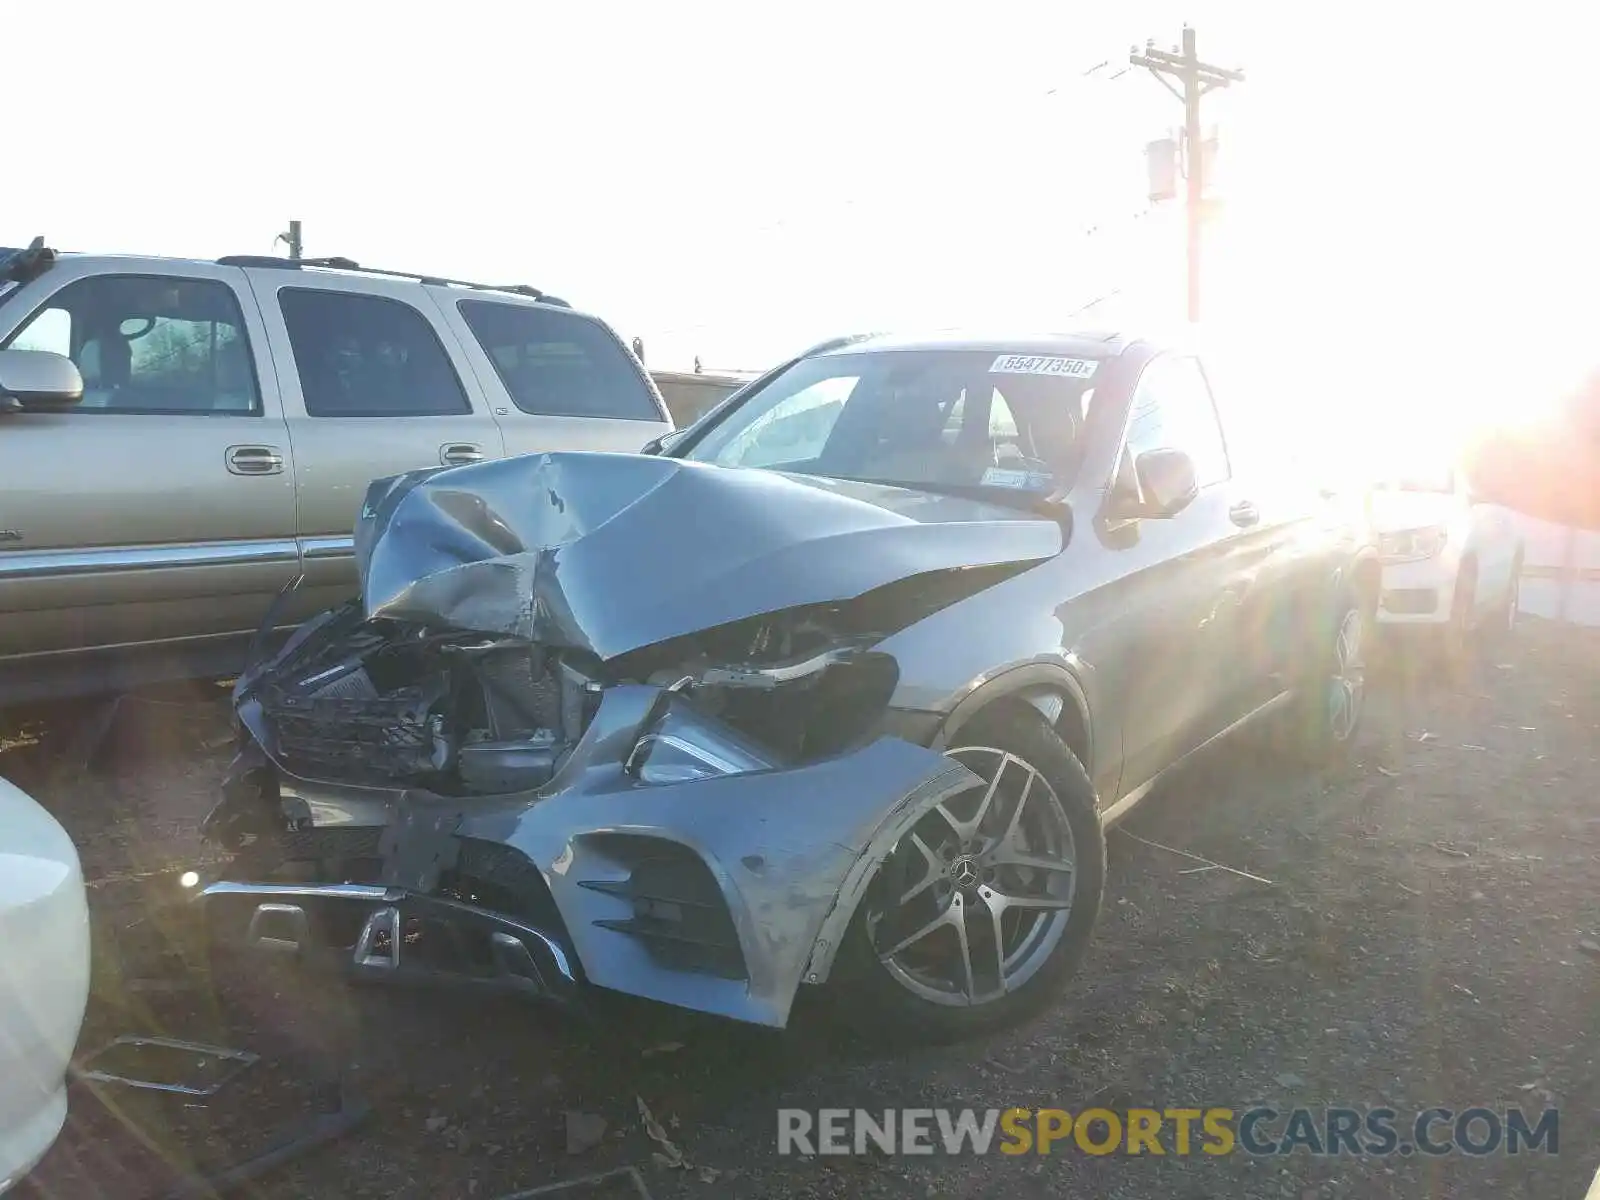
[1100,689,1294,827]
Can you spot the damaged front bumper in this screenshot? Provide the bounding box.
[199,881,580,1003]
[199,683,981,1029]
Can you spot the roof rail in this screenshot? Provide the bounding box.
[214,254,570,307]
[0,237,57,285]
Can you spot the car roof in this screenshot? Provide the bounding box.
[812,328,1143,360]
[4,246,579,312]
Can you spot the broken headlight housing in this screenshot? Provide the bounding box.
[625,694,780,785]
[1378,525,1448,563]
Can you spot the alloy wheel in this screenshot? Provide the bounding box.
[865,746,1077,1007]
[1328,607,1365,743]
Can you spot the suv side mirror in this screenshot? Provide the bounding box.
[0,349,83,414]
[1110,447,1199,519]
[641,428,689,457]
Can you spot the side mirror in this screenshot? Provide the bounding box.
[0,348,83,414]
[640,428,689,457]
[1110,447,1199,519]
[1136,448,1199,516]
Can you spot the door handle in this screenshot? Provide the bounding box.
[227,445,285,476]
[1228,500,1260,528]
[441,443,486,467]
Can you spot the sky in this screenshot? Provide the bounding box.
[10,1,1600,454]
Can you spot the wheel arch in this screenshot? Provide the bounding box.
[930,661,1094,776]
[800,754,985,986]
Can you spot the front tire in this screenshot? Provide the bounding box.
[835,703,1105,1042]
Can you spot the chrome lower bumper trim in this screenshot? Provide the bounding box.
[198,880,578,1002]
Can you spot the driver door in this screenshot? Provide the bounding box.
[1097,355,1242,791]
[0,263,298,669]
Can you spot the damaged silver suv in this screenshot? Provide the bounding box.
[197,329,1377,1041]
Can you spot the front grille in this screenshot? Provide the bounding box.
[264,687,441,781]
[1382,587,1439,614]
[478,651,563,736]
[280,824,384,865]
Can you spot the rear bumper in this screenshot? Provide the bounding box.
[203,684,980,1029]
[0,782,89,1194]
[0,1084,67,1194]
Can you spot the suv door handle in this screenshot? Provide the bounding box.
[1228,500,1260,528]
[227,445,285,476]
[441,443,486,466]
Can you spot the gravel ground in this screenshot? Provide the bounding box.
[4,618,1598,1199]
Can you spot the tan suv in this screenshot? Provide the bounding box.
[0,240,673,705]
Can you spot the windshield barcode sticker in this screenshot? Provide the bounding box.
[981,467,1054,491]
[989,354,1099,379]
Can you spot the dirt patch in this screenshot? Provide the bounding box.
[5,621,1598,1198]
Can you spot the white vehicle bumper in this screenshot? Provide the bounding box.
[0,1088,67,1194]
[0,780,90,1194]
[1376,557,1456,626]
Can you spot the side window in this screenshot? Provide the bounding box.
[1,275,260,414]
[1121,355,1230,488]
[8,307,70,356]
[278,288,470,418]
[457,300,660,420]
[708,375,856,468]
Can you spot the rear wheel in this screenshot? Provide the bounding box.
[1489,557,1521,638]
[1443,561,1479,674]
[836,704,1104,1042]
[1281,585,1368,764]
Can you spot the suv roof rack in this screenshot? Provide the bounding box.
[0,237,57,285]
[214,254,570,307]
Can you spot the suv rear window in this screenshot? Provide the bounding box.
[458,300,659,420]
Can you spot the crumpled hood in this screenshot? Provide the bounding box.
[354,452,1063,660]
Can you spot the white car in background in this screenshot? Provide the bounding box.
[1370,463,1524,649]
[0,777,90,1193]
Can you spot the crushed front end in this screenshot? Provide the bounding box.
[195,452,1058,1027]
[201,608,981,1026]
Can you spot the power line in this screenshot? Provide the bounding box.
[1066,287,1123,319]
[1130,27,1244,322]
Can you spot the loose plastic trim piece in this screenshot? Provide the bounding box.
[75,1035,260,1098]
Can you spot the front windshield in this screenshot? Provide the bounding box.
[682,349,1099,498]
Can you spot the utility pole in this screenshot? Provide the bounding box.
[1131,28,1243,322]
[276,220,303,260]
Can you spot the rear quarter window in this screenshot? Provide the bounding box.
[458,299,661,420]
